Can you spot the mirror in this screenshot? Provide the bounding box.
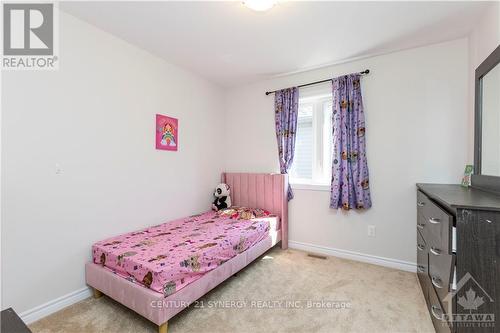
[480,62,500,176]
[474,44,500,192]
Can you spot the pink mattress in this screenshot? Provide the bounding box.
[92,209,278,297]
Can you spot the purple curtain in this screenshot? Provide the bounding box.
[330,74,371,210]
[275,87,298,201]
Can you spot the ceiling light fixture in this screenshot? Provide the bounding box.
[243,0,277,12]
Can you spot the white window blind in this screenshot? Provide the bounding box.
[290,84,333,186]
[293,104,313,179]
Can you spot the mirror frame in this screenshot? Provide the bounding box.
[472,44,500,192]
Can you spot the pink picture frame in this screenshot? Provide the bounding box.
[155,114,178,151]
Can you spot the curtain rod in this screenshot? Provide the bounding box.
[265,69,370,96]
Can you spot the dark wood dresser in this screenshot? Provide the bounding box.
[416,184,500,333]
[1,308,32,333]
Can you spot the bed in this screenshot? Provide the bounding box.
[85,173,288,333]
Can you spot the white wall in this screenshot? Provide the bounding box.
[1,12,225,314]
[224,39,469,264]
[467,2,500,162]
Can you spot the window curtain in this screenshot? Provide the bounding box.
[275,87,299,201]
[330,74,371,210]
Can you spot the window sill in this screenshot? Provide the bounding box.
[290,183,330,192]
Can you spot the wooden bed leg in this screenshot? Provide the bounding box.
[159,322,168,333]
[93,288,103,299]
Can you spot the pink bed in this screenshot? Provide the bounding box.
[92,209,279,296]
[86,173,288,333]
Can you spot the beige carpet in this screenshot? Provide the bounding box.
[30,247,434,333]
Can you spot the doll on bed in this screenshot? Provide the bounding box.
[212,183,232,211]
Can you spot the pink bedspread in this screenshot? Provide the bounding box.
[92,210,276,297]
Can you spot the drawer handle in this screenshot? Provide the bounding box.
[429,218,441,224]
[431,276,443,289]
[417,201,425,207]
[417,223,425,230]
[430,247,441,256]
[417,265,425,273]
[417,244,425,251]
[431,305,445,321]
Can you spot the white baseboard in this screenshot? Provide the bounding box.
[19,287,92,325]
[18,243,414,325]
[289,240,416,273]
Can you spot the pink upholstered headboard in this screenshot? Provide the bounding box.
[221,172,288,249]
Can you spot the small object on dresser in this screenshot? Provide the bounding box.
[1,308,32,333]
[212,183,232,211]
[461,165,474,187]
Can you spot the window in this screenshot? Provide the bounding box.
[289,84,333,187]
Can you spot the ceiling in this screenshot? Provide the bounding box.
[61,1,490,87]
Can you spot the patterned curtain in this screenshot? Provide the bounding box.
[330,74,371,210]
[275,87,299,201]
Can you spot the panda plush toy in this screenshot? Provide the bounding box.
[212,183,232,211]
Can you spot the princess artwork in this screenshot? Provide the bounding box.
[161,123,176,147]
[156,114,178,151]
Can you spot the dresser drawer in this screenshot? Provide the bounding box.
[417,190,429,210]
[418,193,453,253]
[416,190,429,228]
[428,284,452,333]
[417,231,430,306]
[417,231,428,274]
[429,251,455,311]
[417,214,427,234]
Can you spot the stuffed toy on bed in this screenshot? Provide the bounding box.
[212,183,232,211]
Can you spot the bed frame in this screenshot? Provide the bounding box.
[85,172,288,333]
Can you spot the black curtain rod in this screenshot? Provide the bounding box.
[265,69,370,96]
